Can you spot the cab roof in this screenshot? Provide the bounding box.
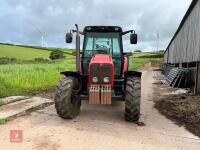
[83,26,123,33]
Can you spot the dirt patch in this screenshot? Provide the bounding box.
[136,121,146,126]
[154,94,200,137]
[152,80,163,85]
[150,61,163,68]
[33,135,59,150]
[34,91,54,100]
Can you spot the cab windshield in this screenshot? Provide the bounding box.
[84,32,121,57]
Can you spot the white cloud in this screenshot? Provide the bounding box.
[0,0,192,51]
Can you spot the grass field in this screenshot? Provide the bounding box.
[128,52,163,70]
[0,59,75,97]
[0,44,163,97]
[132,52,163,58]
[129,58,162,70]
[0,44,51,60]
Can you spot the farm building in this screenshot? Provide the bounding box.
[164,0,200,94]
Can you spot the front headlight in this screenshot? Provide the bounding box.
[92,77,98,83]
[103,77,110,83]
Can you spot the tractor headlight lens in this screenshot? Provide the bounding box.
[103,77,110,83]
[92,77,98,83]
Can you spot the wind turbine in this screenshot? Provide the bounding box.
[38,29,45,47]
[33,26,45,47]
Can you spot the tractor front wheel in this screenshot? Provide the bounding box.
[54,77,81,119]
[125,77,141,122]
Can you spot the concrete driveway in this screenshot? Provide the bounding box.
[0,69,200,150]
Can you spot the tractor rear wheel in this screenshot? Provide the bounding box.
[125,77,141,122]
[54,77,81,119]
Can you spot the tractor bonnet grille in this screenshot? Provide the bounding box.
[90,64,112,84]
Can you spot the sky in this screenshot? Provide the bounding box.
[0,0,192,52]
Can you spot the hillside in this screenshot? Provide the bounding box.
[0,43,74,60]
[132,52,163,58]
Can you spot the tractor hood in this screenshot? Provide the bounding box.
[88,54,114,87]
[90,54,113,64]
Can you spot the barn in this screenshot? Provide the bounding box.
[164,0,200,94]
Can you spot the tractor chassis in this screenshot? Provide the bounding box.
[61,71,142,103]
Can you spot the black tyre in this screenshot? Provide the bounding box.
[125,77,141,122]
[54,77,81,119]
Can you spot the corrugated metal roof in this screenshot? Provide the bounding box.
[164,0,199,54]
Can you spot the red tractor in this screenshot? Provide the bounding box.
[54,24,142,122]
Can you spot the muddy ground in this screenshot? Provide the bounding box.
[154,93,200,137]
[34,91,54,100]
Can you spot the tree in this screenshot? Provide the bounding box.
[134,50,142,53]
[49,50,65,60]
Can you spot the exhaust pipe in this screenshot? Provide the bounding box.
[75,24,80,72]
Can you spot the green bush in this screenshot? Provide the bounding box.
[0,57,51,65]
[34,58,50,63]
[49,50,65,60]
[134,50,142,53]
[0,57,17,64]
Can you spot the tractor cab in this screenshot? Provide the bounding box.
[82,26,124,77]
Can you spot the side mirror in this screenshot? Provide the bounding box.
[130,33,138,44]
[66,33,73,43]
